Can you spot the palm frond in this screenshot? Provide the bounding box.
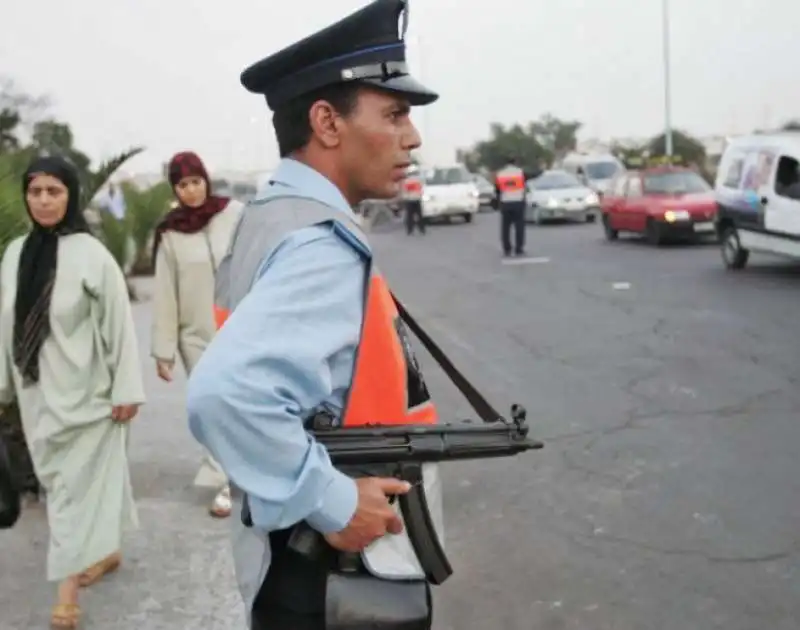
[83,146,144,206]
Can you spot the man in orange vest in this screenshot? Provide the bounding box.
[401,168,426,235]
[186,1,444,628]
[495,156,527,256]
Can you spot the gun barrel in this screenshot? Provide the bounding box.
[314,422,542,466]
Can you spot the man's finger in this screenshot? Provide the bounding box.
[386,514,404,535]
[376,478,412,495]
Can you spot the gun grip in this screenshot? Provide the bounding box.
[287,522,326,560]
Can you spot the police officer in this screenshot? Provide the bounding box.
[402,171,426,235]
[186,1,443,629]
[495,156,527,256]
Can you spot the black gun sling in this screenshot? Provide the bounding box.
[251,292,503,630]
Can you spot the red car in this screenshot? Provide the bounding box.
[600,166,718,245]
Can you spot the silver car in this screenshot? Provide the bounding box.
[525,170,600,224]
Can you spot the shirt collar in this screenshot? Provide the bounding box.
[267,158,354,216]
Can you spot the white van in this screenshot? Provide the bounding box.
[561,153,625,196]
[714,133,800,269]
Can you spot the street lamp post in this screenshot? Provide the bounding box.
[662,0,673,158]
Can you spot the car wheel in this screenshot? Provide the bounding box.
[602,214,618,240]
[463,213,473,223]
[585,212,596,223]
[645,218,663,246]
[721,226,749,270]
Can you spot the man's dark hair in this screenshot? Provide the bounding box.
[272,82,361,157]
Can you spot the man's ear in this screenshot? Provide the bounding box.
[309,100,343,149]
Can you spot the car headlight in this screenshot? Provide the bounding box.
[422,193,432,202]
[664,209,690,222]
[585,193,599,205]
[470,189,479,198]
[547,198,559,207]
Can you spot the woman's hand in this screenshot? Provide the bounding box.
[156,360,174,382]
[111,404,139,423]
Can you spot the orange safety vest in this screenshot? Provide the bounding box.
[402,176,423,201]
[344,272,438,426]
[404,178,422,194]
[495,170,524,194]
[213,304,229,330]
[213,266,438,426]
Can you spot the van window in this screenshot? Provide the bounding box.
[775,155,800,200]
[584,161,620,180]
[722,156,745,188]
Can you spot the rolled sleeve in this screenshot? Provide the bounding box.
[305,466,359,533]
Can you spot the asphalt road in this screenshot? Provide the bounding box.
[4,211,800,630]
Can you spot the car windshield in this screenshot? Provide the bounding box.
[583,161,620,180]
[425,167,471,185]
[644,171,711,194]
[531,172,582,190]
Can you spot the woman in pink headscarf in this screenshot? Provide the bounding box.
[151,151,243,517]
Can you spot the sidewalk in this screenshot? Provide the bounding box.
[2,295,246,630]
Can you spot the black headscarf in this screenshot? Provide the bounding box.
[13,156,90,385]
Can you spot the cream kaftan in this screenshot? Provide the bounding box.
[0,233,145,581]
[150,200,242,488]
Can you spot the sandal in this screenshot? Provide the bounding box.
[51,603,81,628]
[77,552,121,587]
[209,484,232,518]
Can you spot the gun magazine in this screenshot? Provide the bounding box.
[398,466,453,586]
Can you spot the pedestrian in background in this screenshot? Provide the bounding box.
[495,156,527,256]
[150,151,243,518]
[402,169,426,234]
[0,155,144,629]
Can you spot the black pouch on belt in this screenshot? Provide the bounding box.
[325,552,432,630]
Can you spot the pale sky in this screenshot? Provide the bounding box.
[2,0,798,176]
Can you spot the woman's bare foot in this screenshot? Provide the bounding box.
[51,576,80,628]
[209,484,232,518]
[77,551,121,588]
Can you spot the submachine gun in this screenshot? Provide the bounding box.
[241,296,543,585]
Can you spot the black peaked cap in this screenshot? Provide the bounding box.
[240,0,438,110]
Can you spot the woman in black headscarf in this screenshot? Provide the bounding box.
[0,156,146,628]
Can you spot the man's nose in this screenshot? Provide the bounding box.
[403,121,422,151]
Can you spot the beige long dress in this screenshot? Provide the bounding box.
[0,233,145,581]
[150,200,242,488]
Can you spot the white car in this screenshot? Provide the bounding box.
[421,165,480,223]
[525,170,600,224]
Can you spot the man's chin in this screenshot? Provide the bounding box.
[366,183,400,200]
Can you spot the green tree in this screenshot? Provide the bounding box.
[461,114,582,174]
[647,130,707,168]
[468,122,549,173]
[119,180,173,274]
[0,108,21,153]
[528,113,582,162]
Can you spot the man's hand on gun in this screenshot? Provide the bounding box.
[324,477,411,552]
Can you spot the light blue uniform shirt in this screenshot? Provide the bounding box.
[186,159,367,534]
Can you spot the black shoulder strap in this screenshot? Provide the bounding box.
[391,293,504,424]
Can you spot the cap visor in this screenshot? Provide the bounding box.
[360,74,438,106]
